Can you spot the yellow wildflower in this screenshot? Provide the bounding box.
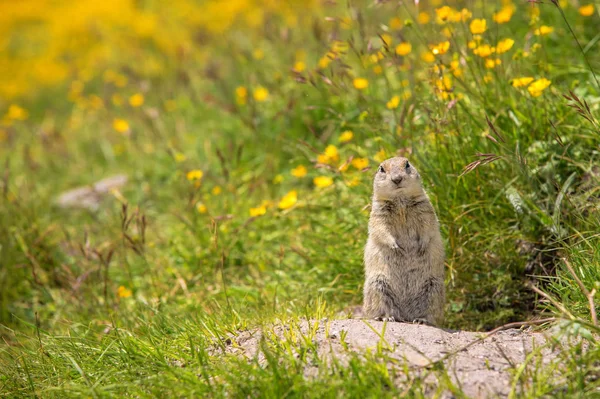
[460,8,473,22]
[291,165,308,177]
[579,4,595,16]
[293,61,306,72]
[339,130,354,143]
[212,186,222,195]
[527,78,551,97]
[353,78,369,90]
[485,58,501,69]
[273,174,284,184]
[496,38,515,54]
[250,205,267,217]
[6,105,28,120]
[469,19,487,34]
[493,5,514,24]
[346,177,360,187]
[314,176,334,188]
[534,26,554,36]
[318,55,332,69]
[196,202,207,214]
[386,95,400,109]
[331,40,349,54]
[174,152,187,163]
[278,190,298,209]
[129,93,144,107]
[511,77,534,88]
[473,44,494,58]
[113,118,130,133]
[351,157,369,170]
[252,48,265,60]
[418,12,431,24]
[435,6,453,23]
[395,42,412,56]
[380,34,393,47]
[186,170,203,181]
[235,86,247,105]
[389,17,403,30]
[421,51,435,63]
[374,150,387,163]
[253,86,269,102]
[430,41,450,55]
[117,286,132,298]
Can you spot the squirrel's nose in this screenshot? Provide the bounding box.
[391,175,403,185]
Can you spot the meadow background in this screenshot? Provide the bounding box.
[1,0,600,396]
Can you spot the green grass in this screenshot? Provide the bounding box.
[2,0,600,396]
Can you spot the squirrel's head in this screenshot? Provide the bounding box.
[373,157,422,200]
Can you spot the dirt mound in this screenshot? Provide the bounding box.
[225,319,559,398]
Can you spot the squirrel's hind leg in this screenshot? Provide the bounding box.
[363,275,402,322]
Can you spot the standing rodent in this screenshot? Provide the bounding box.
[363,156,445,326]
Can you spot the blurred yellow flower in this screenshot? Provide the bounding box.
[430,41,450,55]
[293,61,306,72]
[114,74,128,88]
[511,77,534,88]
[496,38,515,54]
[435,6,452,22]
[196,202,207,214]
[421,51,435,63]
[473,44,494,58]
[389,17,403,30]
[212,186,222,195]
[469,19,487,34]
[380,34,393,46]
[353,78,369,90]
[494,5,514,24]
[236,86,248,105]
[534,26,554,36]
[253,86,269,102]
[250,205,267,217]
[346,177,360,187]
[374,149,387,163]
[6,105,28,120]
[485,58,501,69]
[386,95,400,109]
[273,174,284,184]
[339,130,354,143]
[253,48,265,60]
[129,93,144,107]
[314,176,334,188]
[395,42,412,56]
[117,286,132,298]
[527,78,551,97]
[352,157,369,170]
[418,12,431,24]
[291,165,308,177]
[318,54,333,69]
[113,118,130,133]
[278,190,297,209]
[317,144,340,165]
[186,170,203,181]
[579,4,594,16]
[174,152,187,163]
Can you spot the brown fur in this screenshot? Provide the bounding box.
[363,157,445,326]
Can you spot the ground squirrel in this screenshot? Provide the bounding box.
[363,157,445,326]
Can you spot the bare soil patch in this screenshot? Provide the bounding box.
[225,318,560,398]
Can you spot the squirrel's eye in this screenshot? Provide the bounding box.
[378,165,385,173]
[405,162,411,171]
